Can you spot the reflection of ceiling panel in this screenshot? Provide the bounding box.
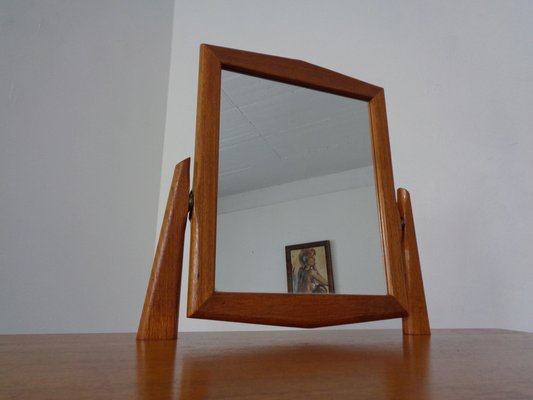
[218,103,258,145]
[222,70,296,107]
[219,70,373,197]
[219,136,281,177]
[265,112,370,161]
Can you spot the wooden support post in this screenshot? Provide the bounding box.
[137,158,190,340]
[397,188,430,335]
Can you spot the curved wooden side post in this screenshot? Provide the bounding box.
[137,158,190,340]
[397,188,430,335]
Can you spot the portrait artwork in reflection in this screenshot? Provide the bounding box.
[286,241,334,294]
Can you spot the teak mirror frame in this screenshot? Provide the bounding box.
[137,44,430,340]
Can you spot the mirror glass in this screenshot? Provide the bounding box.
[215,70,386,295]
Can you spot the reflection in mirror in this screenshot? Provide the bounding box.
[215,70,386,295]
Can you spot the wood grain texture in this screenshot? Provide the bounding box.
[203,44,381,101]
[191,293,407,328]
[188,44,410,328]
[188,45,221,316]
[137,158,190,340]
[368,90,408,308]
[3,330,533,399]
[398,188,431,335]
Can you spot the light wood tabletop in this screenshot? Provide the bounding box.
[2,329,533,399]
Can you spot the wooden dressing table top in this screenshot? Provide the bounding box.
[2,329,533,399]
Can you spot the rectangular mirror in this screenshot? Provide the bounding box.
[187,44,409,328]
[216,70,386,295]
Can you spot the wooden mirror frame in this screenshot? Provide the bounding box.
[137,44,429,340]
[186,44,428,331]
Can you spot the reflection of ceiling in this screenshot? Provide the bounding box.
[219,70,373,197]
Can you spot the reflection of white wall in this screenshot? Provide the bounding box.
[218,166,374,214]
[215,173,386,295]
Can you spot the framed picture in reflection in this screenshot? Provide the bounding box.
[285,240,334,294]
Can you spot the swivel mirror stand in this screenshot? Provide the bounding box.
[136,157,430,340]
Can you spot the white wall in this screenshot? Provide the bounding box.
[2,1,531,334]
[0,1,174,333]
[164,1,533,332]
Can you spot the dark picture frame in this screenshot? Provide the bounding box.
[285,240,334,294]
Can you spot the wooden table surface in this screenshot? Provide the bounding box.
[2,329,533,399]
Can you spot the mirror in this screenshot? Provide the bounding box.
[138,44,429,338]
[215,70,386,295]
[186,44,420,329]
